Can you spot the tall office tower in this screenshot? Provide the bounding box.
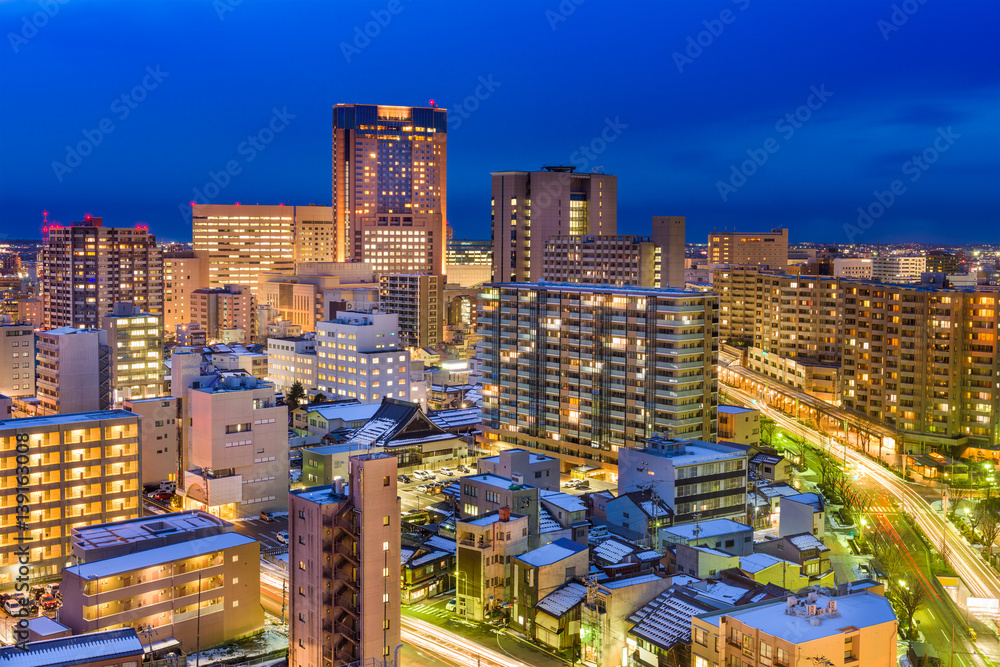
[0,409,141,580]
[288,453,401,667]
[478,283,718,469]
[543,235,660,286]
[378,273,443,348]
[446,239,492,287]
[190,285,257,344]
[491,166,617,283]
[183,374,288,518]
[871,255,927,284]
[40,217,163,329]
[315,309,410,404]
[833,257,874,279]
[332,104,448,274]
[35,327,111,414]
[707,228,788,270]
[841,283,1000,453]
[0,316,34,397]
[101,301,166,404]
[652,215,686,289]
[294,206,337,263]
[163,250,205,337]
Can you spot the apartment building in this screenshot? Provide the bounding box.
[691,591,897,667]
[0,409,141,584]
[455,509,530,621]
[491,167,616,282]
[267,336,317,394]
[511,538,589,640]
[61,511,262,651]
[182,373,288,519]
[190,285,256,345]
[717,405,760,446]
[163,251,206,337]
[124,396,179,486]
[333,104,447,273]
[476,448,560,492]
[478,283,718,471]
[378,273,443,348]
[315,310,410,404]
[100,302,166,405]
[833,257,873,279]
[458,473,540,537]
[446,239,492,287]
[40,217,163,329]
[841,282,1000,452]
[35,327,111,415]
[0,317,34,398]
[288,454,401,667]
[871,255,927,283]
[618,437,748,525]
[708,228,788,270]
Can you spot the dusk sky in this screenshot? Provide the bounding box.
[1,0,998,244]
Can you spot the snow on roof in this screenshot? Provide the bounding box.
[690,545,735,558]
[539,489,587,513]
[516,538,587,567]
[461,473,530,491]
[410,549,450,568]
[0,628,143,665]
[539,506,562,534]
[751,453,784,465]
[24,615,68,637]
[637,549,662,561]
[686,579,754,605]
[758,483,800,499]
[592,539,637,564]
[662,519,752,541]
[789,533,828,552]
[65,532,255,580]
[627,590,714,651]
[783,492,824,512]
[739,552,797,573]
[535,582,588,618]
[424,535,457,554]
[304,402,380,423]
[600,573,665,590]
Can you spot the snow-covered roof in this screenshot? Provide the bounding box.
[302,402,380,423]
[539,489,587,513]
[689,545,735,558]
[461,473,531,491]
[410,549,451,568]
[782,492,824,512]
[758,483,800,499]
[592,539,637,564]
[739,552,794,574]
[23,615,68,637]
[751,453,784,466]
[0,628,143,665]
[686,579,757,606]
[516,538,587,567]
[539,506,562,534]
[627,589,714,651]
[789,533,828,552]
[535,582,588,618]
[65,532,255,579]
[424,535,457,554]
[662,519,752,541]
[600,573,665,590]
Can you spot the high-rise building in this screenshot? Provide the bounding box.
[332,104,448,274]
[543,235,660,287]
[40,217,163,329]
[101,301,166,404]
[315,310,410,404]
[294,206,336,263]
[833,257,873,279]
[288,453,401,667]
[190,285,256,344]
[0,316,34,398]
[653,215,687,289]
[478,283,718,469]
[926,250,961,274]
[378,273,443,348]
[871,255,927,283]
[446,239,492,287]
[0,409,141,581]
[708,228,788,270]
[124,396,179,486]
[35,327,111,414]
[163,250,206,337]
[491,166,617,282]
[259,263,378,333]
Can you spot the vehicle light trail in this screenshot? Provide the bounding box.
[401,615,533,667]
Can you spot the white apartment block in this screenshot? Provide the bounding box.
[267,336,318,394]
[872,256,927,284]
[35,327,111,415]
[315,310,410,405]
[833,257,873,279]
[0,318,34,398]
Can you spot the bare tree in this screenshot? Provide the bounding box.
[979,506,1000,554]
[892,577,926,640]
[760,417,777,448]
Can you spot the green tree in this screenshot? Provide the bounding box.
[311,392,328,405]
[286,381,307,413]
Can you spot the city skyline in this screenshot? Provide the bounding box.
[0,1,996,245]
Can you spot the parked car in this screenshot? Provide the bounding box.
[152,491,173,502]
[397,474,411,484]
[14,597,37,615]
[415,484,430,494]
[40,595,58,611]
[437,467,455,477]
[260,511,274,522]
[446,599,457,613]
[276,531,288,545]
[412,470,429,481]
[575,480,590,490]
[3,599,21,617]
[456,465,471,474]
[588,526,610,544]
[421,470,437,480]
[562,479,581,488]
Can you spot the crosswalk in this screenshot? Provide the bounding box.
[405,602,453,619]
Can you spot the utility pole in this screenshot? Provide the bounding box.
[281,579,287,624]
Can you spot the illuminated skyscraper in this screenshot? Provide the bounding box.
[332,103,447,274]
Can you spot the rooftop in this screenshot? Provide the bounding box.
[600,573,666,590]
[739,552,795,574]
[300,402,379,423]
[461,510,527,528]
[536,582,588,618]
[539,489,588,513]
[0,409,138,431]
[634,437,747,465]
[783,492,825,512]
[662,519,752,542]
[65,532,256,580]
[486,281,711,298]
[461,472,533,492]
[73,511,229,552]
[0,628,143,666]
[718,405,755,414]
[290,484,349,506]
[516,538,587,568]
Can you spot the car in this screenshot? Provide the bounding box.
[562,479,581,488]
[259,511,274,522]
[446,599,457,613]
[3,599,21,616]
[421,470,437,481]
[575,480,590,490]
[415,484,430,494]
[456,465,471,473]
[40,594,58,611]
[397,474,410,483]
[588,526,610,544]
[425,484,441,495]
[411,470,429,481]
[276,531,288,545]
[437,467,455,476]
[152,491,173,502]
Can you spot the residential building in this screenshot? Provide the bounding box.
[100,301,166,404]
[659,518,755,556]
[292,401,379,437]
[749,452,792,483]
[617,437,747,525]
[401,533,456,604]
[446,239,492,287]
[707,228,788,270]
[532,581,589,659]
[0,316,34,398]
[578,573,673,667]
[872,255,927,283]
[333,104,447,274]
[288,454,401,667]
[539,489,591,545]
[491,166,616,282]
[378,273,443,348]
[124,396,179,486]
[717,405,759,446]
[511,538,589,640]
[737,552,810,589]
[691,590,898,667]
[476,448,560,492]
[754,533,834,586]
[744,349,842,403]
[40,217,163,329]
[925,251,962,274]
[315,309,410,404]
[459,473,540,538]
[779,492,826,537]
[163,250,206,336]
[478,283,718,471]
[652,215,687,290]
[62,511,262,651]
[35,327,111,415]
[16,297,42,327]
[267,336,317,394]
[182,373,288,519]
[300,442,380,487]
[0,629,145,667]
[176,322,207,347]
[0,409,141,583]
[190,285,256,344]
[605,489,674,548]
[455,509,530,621]
[349,398,466,470]
[833,257,873,279]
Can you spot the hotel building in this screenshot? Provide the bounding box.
[0,409,141,584]
[40,218,163,329]
[332,104,447,274]
[288,454,401,667]
[0,317,34,398]
[491,167,616,283]
[478,283,718,471]
[707,228,788,270]
[378,273,443,349]
[315,310,410,404]
[100,302,166,405]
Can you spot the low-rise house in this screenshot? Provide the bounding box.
[627,586,718,667]
[477,448,559,492]
[291,401,379,437]
[754,533,835,587]
[540,489,590,545]
[580,573,672,667]
[459,473,540,538]
[512,538,589,641]
[0,628,145,667]
[737,552,810,590]
[660,518,754,557]
[606,489,675,550]
[534,582,589,659]
[675,544,738,579]
[580,489,615,521]
[455,509,530,621]
[779,492,826,537]
[717,404,760,446]
[300,442,381,487]
[750,451,792,482]
[401,533,457,605]
[591,538,663,580]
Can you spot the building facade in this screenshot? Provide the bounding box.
[315,310,410,404]
[708,229,788,270]
[455,510,530,621]
[35,327,111,415]
[190,285,256,345]
[124,396,179,486]
[446,239,492,287]
[833,257,873,279]
[101,302,166,405]
[871,255,927,284]
[0,318,34,398]
[163,251,205,337]
[267,336,318,394]
[543,235,659,287]
[378,273,443,349]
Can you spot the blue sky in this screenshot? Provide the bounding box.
[1,0,997,244]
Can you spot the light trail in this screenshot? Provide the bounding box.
[400,615,533,667]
